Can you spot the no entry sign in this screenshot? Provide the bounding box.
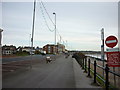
[106,48,120,67]
[105,36,118,48]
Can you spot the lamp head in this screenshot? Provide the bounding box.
[53,12,56,14]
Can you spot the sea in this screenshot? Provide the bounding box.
[85,53,107,60]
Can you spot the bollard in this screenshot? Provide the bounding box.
[94,60,97,83]
[105,64,109,90]
[88,59,91,77]
[84,57,87,73]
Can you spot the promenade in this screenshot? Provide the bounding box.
[3,54,101,88]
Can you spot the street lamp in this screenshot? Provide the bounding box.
[0,29,3,90]
[53,12,56,45]
[30,0,36,69]
[0,29,3,46]
[53,12,57,55]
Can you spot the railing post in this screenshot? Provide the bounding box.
[94,60,97,83]
[82,58,84,69]
[79,59,82,67]
[88,58,91,77]
[84,57,87,73]
[105,64,109,90]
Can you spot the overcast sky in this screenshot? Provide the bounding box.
[1,1,118,51]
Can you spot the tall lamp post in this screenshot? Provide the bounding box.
[0,28,3,90]
[0,29,3,46]
[53,12,56,54]
[30,0,36,69]
[53,12,56,45]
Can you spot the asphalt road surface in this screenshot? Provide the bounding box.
[2,55,55,63]
[3,54,75,88]
[3,54,101,88]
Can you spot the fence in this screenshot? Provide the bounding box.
[76,56,120,89]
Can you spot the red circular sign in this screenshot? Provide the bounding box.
[105,36,118,48]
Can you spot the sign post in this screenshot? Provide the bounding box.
[101,28,105,78]
[105,35,120,87]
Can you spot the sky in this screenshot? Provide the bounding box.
[1,1,119,51]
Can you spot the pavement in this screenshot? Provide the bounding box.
[2,54,102,88]
[73,58,100,88]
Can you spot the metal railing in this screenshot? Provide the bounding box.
[77,56,120,90]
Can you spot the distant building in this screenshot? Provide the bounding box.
[2,45,16,55]
[43,44,57,54]
[57,43,65,53]
[22,47,31,52]
[43,43,65,54]
[36,46,42,52]
[21,46,35,54]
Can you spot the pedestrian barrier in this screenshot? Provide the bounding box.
[76,56,120,89]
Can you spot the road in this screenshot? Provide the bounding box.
[2,54,55,63]
[3,54,101,88]
[3,54,75,88]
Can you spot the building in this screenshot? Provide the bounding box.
[43,43,65,54]
[2,45,16,55]
[22,47,31,52]
[43,44,57,54]
[57,43,65,53]
[36,46,42,52]
[21,46,35,54]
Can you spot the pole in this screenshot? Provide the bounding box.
[118,2,120,88]
[0,29,3,46]
[53,12,56,45]
[0,29,3,90]
[105,64,109,90]
[88,59,91,77]
[66,40,67,49]
[94,60,97,83]
[60,36,61,44]
[101,28,105,78]
[29,34,31,47]
[31,0,36,69]
[82,58,84,69]
[53,12,56,54]
[113,67,116,86]
[84,57,87,73]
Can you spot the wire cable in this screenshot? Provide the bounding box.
[38,0,66,45]
[40,1,55,26]
[38,2,54,32]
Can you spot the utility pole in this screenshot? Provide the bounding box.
[101,28,105,78]
[30,0,36,69]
